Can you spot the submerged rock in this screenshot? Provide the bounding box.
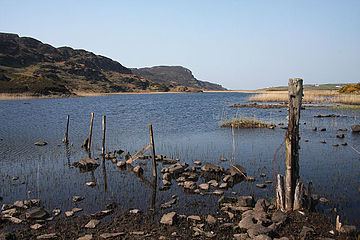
[133,165,143,175]
[201,163,224,173]
[34,141,47,146]
[25,207,49,220]
[351,124,360,133]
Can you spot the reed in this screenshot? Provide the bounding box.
[248,90,360,105]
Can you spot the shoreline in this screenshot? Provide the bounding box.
[0,90,255,101]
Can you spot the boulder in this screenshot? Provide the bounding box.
[160,212,177,225]
[254,199,270,212]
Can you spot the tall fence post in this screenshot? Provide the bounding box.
[102,115,106,156]
[87,112,95,152]
[149,124,157,178]
[63,115,70,144]
[284,78,303,211]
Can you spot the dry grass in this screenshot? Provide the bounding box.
[248,90,360,105]
[221,118,275,129]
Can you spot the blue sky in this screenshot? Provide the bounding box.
[1,0,359,89]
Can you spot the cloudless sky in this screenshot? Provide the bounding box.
[1,0,359,89]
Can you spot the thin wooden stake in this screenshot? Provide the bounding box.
[149,124,157,178]
[102,115,106,156]
[285,78,303,211]
[87,112,95,152]
[63,115,70,144]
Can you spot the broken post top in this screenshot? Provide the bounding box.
[288,78,303,97]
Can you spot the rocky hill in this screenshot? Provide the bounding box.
[0,33,226,96]
[132,66,226,91]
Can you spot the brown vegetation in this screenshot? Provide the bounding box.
[221,118,275,129]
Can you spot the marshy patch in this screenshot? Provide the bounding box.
[230,102,288,109]
[220,118,276,129]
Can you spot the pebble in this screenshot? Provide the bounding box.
[85,181,96,187]
[77,235,93,240]
[160,212,177,225]
[36,233,57,239]
[99,232,125,239]
[256,183,267,188]
[85,219,100,229]
[30,223,43,230]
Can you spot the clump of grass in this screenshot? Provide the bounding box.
[339,83,360,94]
[221,118,275,129]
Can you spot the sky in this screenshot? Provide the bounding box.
[1,0,359,90]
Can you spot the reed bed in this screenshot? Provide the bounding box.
[248,90,360,105]
[221,118,275,129]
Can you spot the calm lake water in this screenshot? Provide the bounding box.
[0,92,359,226]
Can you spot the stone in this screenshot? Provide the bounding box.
[219,182,228,189]
[85,219,100,229]
[2,208,19,216]
[30,223,43,230]
[187,215,201,222]
[239,215,255,230]
[74,158,99,169]
[160,212,177,225]
[133,165,143,175]
[199,183,209,190]
[194,160,202,165]
[36,233,57,239]
[65,211,74,217]
[223,175,233,183]
[162,180,171,186]
[320,128,326,131]
[77,235,93,240]
[256,184,267,189]
[201,163,224,173]
[72,195,84,202]
[168,163,188,175]
[319,197,329,204]
[163,173,171,181]
[299,226,314,240]
[35,141,47,146]
[336,134,345,139]
[72,207,83,213]
[9,216,23,224]
[208,179,219,187]
[129,209,141,214]
[254,199,270,212]
[52,208,61,216]
[227,165,247,180]
[224,211,234,219]
[25,207,49,220]
[218,196,237,205]
[99,233,125,239]
[206,214,217,224]
[183,181,196,190]
[213,190,224,195]
[351,124,360,132]
[238,195,255,207]
[247,176,256,182]
[116,161,126,168]
[13,200,25,208]
[86,181,96,187]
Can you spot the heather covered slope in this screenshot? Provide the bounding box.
[0,33,226,96]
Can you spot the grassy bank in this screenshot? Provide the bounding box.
[221,118,275,129]
[248,90,360,105]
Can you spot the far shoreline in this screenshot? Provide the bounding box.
[0,90,255,101]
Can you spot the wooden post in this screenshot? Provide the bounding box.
[63,115,70,144]
[102,115,106,156]
[87,112,95,152]
[149,124,157,178]
[285,78,303,211]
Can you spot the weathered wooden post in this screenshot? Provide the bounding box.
[63,115,70,144]
[102,115,106,156]
[87,112,95,152]
[149,124,157,178]
[284,78,303,211]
